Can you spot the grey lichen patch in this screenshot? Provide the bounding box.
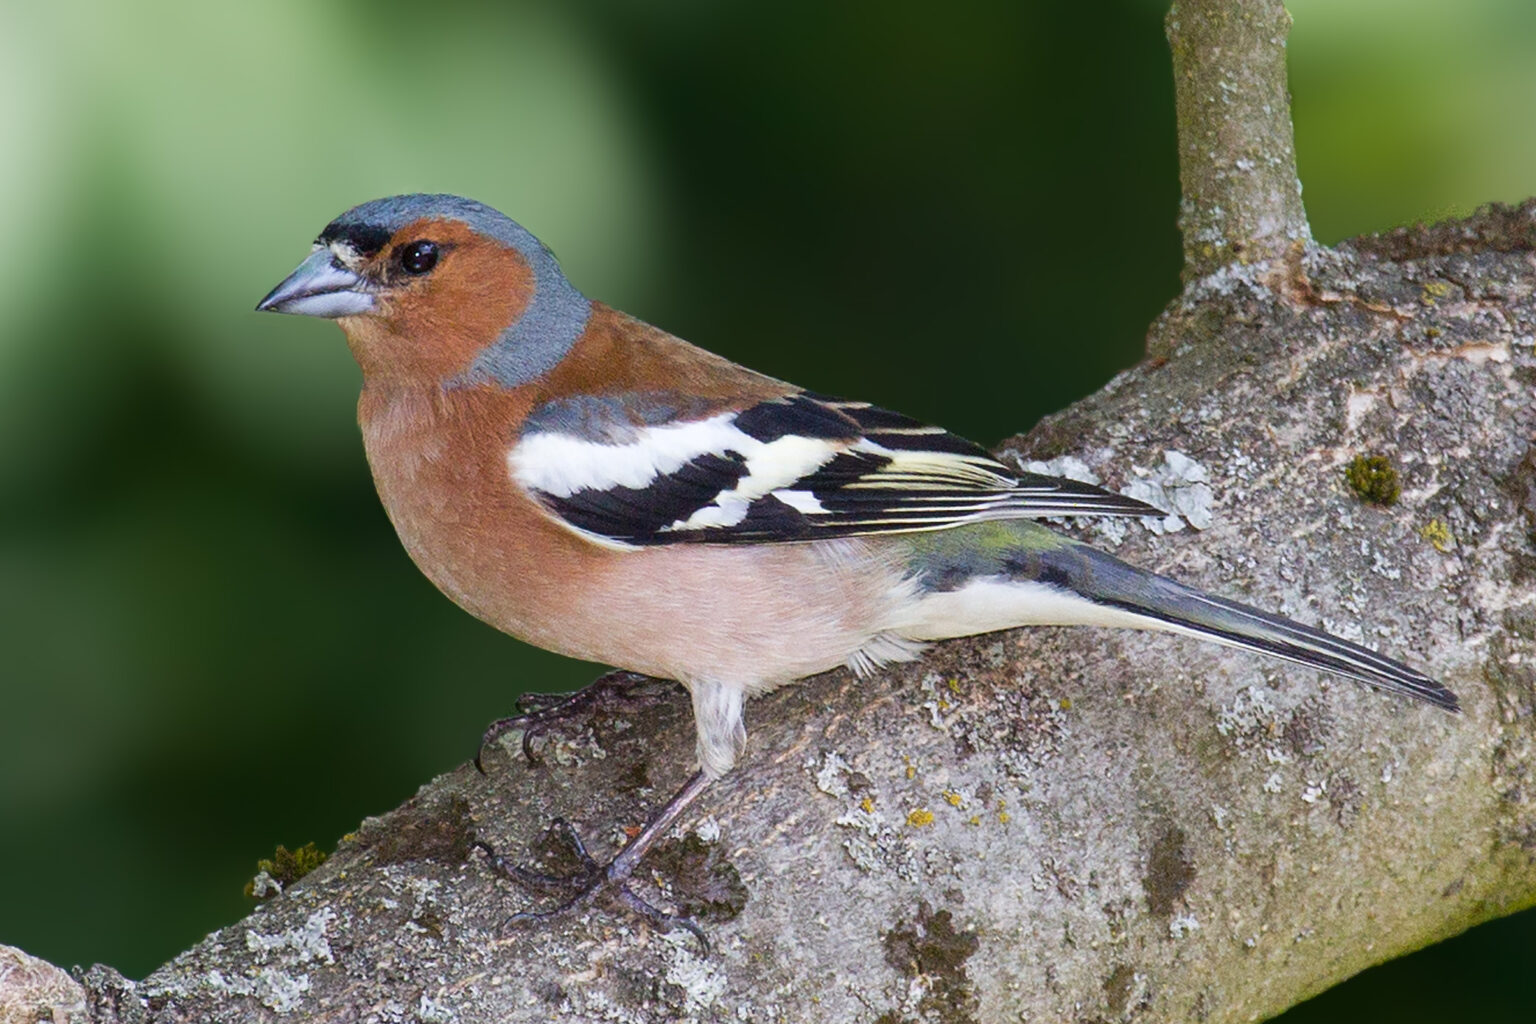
[204,965,311,1015]
[809,748,926,878]
[810,750,855,797]
[659,932,728,1018]
[191,907,341,1015]
[1032,857,1085,902]
[841,808,917,878]
[1013,450,1216,540]
[919,672,965,730]
[532,725,613,770]
[1124,450,1216,534]
[1168,911,1201,940]
[416,991,461,1023]
[1016,454,1103,488]
[882,902,980,1024]
[914,665,1067,779]
[1344,454,1401,506]
[1143,824,1195,919]
[1215,685,1284,749]
[244,907,337,967]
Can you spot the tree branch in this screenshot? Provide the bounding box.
[5,202,1536,1024]
[1167,0,1311,283]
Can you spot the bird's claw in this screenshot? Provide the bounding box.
[473,825,708,953]
[470,818,596,890]
[475,670,677,772]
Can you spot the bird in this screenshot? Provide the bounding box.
[257,193,1458,937]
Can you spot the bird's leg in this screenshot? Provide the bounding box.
[476,669,679,770]
[474,770,714,951]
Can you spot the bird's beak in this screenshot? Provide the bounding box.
[255,247,375,318]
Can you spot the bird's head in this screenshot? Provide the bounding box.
[256,194,590,387]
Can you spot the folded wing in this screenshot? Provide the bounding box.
[510,391,1162,548]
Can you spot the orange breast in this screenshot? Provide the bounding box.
[358,383,605,653]
[355,382,910,688]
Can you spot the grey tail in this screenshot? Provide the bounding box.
[1025,534,1460,712]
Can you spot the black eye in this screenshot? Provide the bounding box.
[398,240,439,275]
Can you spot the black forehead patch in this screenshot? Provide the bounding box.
[318,220,395,258]
[316,194,549,265]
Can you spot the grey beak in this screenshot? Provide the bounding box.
[255,247,375,317]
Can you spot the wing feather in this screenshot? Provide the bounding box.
[511,391,1162,547]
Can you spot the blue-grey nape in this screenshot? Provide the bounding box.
[326,194,591,389]
[523,393,724,444]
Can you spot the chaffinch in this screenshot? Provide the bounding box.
[257,193,1457,932]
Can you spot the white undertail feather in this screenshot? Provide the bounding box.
[892,578,1156,641]
[895,574,1393,662]
[847,632,927,677]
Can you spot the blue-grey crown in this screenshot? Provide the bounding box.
[322,194,591,389]
[320,194,549,262]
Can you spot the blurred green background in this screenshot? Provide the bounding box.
[0,0,1531,1017]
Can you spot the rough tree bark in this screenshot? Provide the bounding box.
[7,2,1536,1022]
[1167,0,1311,282]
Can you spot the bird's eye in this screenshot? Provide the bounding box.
[398,240,439,275]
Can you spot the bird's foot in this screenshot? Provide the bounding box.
[473,821,709,952]
[476,670,678,771]
[472,770,715,951]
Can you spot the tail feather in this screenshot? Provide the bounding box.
[899,521,1459,712]
[1097,581,1459,712]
